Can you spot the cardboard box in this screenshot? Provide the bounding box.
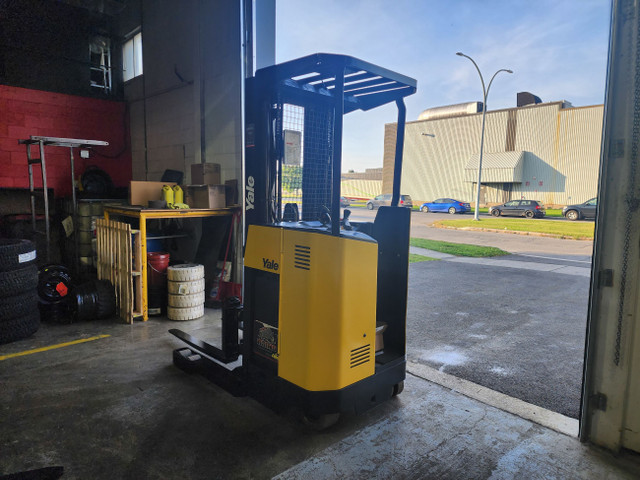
[191,163,221,185]
[187,185,226,209]
[225,179,239,206]
[130,181,176,207]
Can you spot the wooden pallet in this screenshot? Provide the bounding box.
[96,218,143,323]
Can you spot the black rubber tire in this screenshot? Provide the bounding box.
[72,282,98,321]
[0,264,38,299]
[565,209,579,221]
[525,210,534,218]
[0,311,40,345]
[367,202,374,210]
[491,209,501,217]
[94,280,116,319]
[38,298,72,324]
[37,264,72,302]
[421,205,429,213]
[0,290,38,321]
[0,239,37,272]
[448,207,456,214]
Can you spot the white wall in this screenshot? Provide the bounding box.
[122,0,250,186]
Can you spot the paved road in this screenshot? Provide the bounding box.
[348,207,592,418]
[349,207,594,259]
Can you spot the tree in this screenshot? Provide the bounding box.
[282,165,303,195]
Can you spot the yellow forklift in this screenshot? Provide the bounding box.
[170,53,416,426]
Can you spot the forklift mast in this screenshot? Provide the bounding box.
[244,53,416,234]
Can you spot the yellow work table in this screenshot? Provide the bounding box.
[103,206,236,321]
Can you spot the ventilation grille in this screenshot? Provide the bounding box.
[294,245,311,270]
[350,344,371,368]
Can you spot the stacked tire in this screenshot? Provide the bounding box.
[167,264,205,321]
[0,239,39,345]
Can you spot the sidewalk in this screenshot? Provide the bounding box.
[410,246,591,277]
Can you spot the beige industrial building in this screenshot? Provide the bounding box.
[383,99,604,208]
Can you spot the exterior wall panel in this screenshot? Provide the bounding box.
[557,106,604,204]
[384,102,603,207]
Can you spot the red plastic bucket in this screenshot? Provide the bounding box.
[147,252,170,288]
[147,252,170,315]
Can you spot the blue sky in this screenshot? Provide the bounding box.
[276,0,611,172]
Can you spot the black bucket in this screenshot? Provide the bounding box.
[148,285,166,316]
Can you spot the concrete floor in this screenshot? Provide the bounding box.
[2,312,640,479]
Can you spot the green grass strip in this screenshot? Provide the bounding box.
[409,253,439,263]
[434,218,594,240]
[410,238,509,257]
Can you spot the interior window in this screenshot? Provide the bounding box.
[123,31,143,82]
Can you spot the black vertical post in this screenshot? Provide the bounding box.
[332,67,345,236]
[391,99,407,207]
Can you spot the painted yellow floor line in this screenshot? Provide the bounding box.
[0,334,111,361]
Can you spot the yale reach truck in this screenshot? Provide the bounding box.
[170,53,416,427]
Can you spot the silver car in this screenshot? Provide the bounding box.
[366,194,413,210]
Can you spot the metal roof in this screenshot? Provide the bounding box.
[464,151,525,183]
[255,53,417,114]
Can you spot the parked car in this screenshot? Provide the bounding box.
[563,198,597,221]
[420,198,471,214]
[366,194,413,210]
[489,200,546,218]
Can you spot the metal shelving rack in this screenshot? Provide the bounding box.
[19,136,109,266]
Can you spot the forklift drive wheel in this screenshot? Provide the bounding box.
[302,412,340,431]
[393,381,404,396]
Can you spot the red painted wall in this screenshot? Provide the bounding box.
[0,85,131,197]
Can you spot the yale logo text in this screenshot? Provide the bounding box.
[246,175,255,210]
[263,258,279,271]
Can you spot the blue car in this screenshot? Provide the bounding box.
[420,198,471,214]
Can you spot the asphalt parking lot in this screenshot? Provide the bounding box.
[406,258,588,418]
[351,207,593,418]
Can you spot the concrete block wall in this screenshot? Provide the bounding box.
[0,85,132,197]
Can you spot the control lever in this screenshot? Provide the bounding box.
[319,205,332,226]
[342,209,352,230]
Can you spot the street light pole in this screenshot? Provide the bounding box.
[456,52,512,220]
